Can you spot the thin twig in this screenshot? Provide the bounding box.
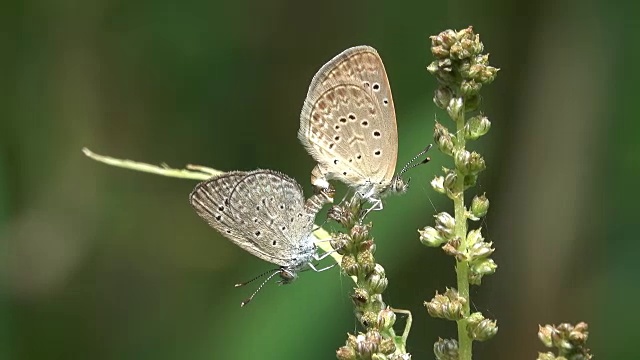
[82,147,219,180]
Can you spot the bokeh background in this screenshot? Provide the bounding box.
[2,0,637,358]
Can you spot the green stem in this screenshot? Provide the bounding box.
[453,101,472,360]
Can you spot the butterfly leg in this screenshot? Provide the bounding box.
[308,262,336,273]
[360,197,384,219]
[313,249,336,261]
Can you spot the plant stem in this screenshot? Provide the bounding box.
[453,104,472,360]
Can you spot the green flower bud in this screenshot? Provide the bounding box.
[470,193,490,219]
[367,270,388,294]
[372,263,386,278]
[472,258,497,275]
[447,97,464,121]
[460,79,482,97]
[352,288,369,306]
[371,354,388,360]
[431,45,450,59]
[346,333,358,348]
[475,54,490,66]
[538,325,555,348]
[357,250,375,275]
[465,115,491,140]
[331,233,351,254]
[434,212,455,239]
[469,258,497,284]
[425,288,466,320]
[467,63,485,80]
[359,312,379,330]
[454,149,471,174]
[336,345,357,360]
[443,169,458,191]
[465,228,484,246]
[378,338,396,355]
[426,60,439,75]
[358,239,374,254]
[431,176,446,194]
[355,335,375,358]
[351,224,371,243]
[570,322,589,344]
[419,226,447,247]
[429,59,456,85]
[468,240,494,261]
[430,29,457,50]
[479,65,499,84]
[450,42,471,60]
[466,312,498,341]
[366,329,382,343]
[376,308,396,331]
[434,86,453,109]
[328,204,350,225]
[469,152,486,173]
[434,122,455,156]
[455,150,486,175]
[434,338,459,360]
[342,255,359,277]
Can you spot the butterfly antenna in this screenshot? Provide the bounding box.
[234,268,278,288]
[236,269,282,307]
[399,144,433,176]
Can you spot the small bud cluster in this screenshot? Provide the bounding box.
[423,27,499,358]
[330,197,410,359]
[425,288,466,320]
[428,26,498,113]
[336,328,400,360]
[433,338,458,360]
[537,322,592,360]
[466,312,498,341]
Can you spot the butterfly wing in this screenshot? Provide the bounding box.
[299,46,398,190]
[226,170,316,267]
[190,171,306,267]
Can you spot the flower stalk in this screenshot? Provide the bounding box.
[331,197,411,360]
[421,26,499,360]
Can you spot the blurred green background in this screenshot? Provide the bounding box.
[2,0,637,358]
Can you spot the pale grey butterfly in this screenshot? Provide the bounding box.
[298,46,430,213]
[189,169,334,306]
